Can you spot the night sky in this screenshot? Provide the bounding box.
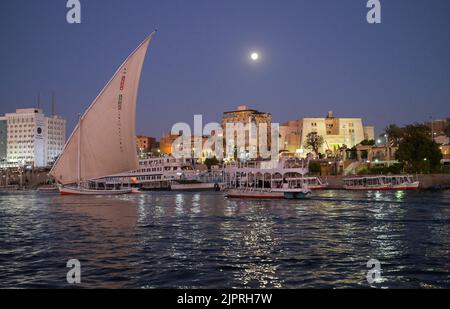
[1,0,449,139]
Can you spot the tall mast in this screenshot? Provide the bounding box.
[77,113,81,188]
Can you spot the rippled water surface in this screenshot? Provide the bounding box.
[0,190,449,288]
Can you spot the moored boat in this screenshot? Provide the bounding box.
[0,185,20,192]
[49,32,157,195]
[289,176,327,190]
[37,185,59,193]
[100,155,223,192]
[343,175,419,190]
[58,185,132,195]
[225,187,311,199]
[170,179,222,191]
[223,159,312,199]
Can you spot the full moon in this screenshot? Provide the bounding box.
[250,52,259,61]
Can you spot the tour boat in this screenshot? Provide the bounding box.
[343,175,420,190]
[58,185,132,195]
[223,159,312,199]
[37,185,59,194]
[98,155,223,191]
[226,186,311,199]
[296,176,328,190]
[170,179,222,191]
[49,32,156,195]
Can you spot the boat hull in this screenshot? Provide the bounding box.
[226,188,311,199]
[226,189,284,199]
[308,185,328,190]
[170,182,222,192]
[59,186,133,195]
[343,182,420,191]
[283,191,311,199]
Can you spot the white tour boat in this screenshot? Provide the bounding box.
[343,175,420,190]
[98,155,223,191]
[295,176,328,190]
[50,32,157,195]
[223,159,312,199]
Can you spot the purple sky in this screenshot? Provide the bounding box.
[1,0,449,139]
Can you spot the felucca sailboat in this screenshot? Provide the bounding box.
[50,32,156,195]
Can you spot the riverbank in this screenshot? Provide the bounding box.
[324,174,450,190]
[2,169,450,191]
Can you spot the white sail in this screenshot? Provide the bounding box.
[50,33,155,185]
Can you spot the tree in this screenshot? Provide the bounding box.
[360,139,375,146]
[381,124,403,146]
[204,156,220,170]
[308,162,321,175]
[396,124,442,173]
[303,132,324,155]
[445,124,450,138]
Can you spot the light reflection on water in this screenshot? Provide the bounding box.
[0,190,449,288]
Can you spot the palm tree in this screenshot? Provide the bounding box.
[381,124,403,146]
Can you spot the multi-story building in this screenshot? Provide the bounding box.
[160,132,181,155]
[136,135,156,154]
[280,111,375,156]
[426,118,450,135]
[222,105,272,160]
[3,108,66,167]
[45,115,66,165]
[0,117,7,164]
[440,145,450,160]
[279,119,301,153]
[160,131,215,162]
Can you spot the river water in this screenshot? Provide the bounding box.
[0,190,449,288]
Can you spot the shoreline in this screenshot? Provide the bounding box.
[2,171,450,192]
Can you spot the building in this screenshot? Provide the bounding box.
[136,135,156,154]
[279,119,301,153]
[363,126,375,141]
[0,117,7,163]
[280,111,375,156]
[426,118,450,135]
[3,108,66,167]
[222,105,272,160]
[160,132,181,155]
[45,115,66,165]
[434,135,450,145]
[160,131,215,162]
[440,145,450,160]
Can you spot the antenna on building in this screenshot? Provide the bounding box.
[51,91,55,116]
[37,93,41,109]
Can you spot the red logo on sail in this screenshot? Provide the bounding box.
[120,76,126,91]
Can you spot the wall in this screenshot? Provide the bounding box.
[0,118,6,162]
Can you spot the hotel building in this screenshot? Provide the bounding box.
[2,108,66,167]
[280,111,375,156]
[0,117,6,164]
[222,105,272,160]
[160,133,181,155]
[136,135,156,154]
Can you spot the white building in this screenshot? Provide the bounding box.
[45,115,66,165]
[0,116,7,163]
[280,111,375,156]
[3,108,66,167]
